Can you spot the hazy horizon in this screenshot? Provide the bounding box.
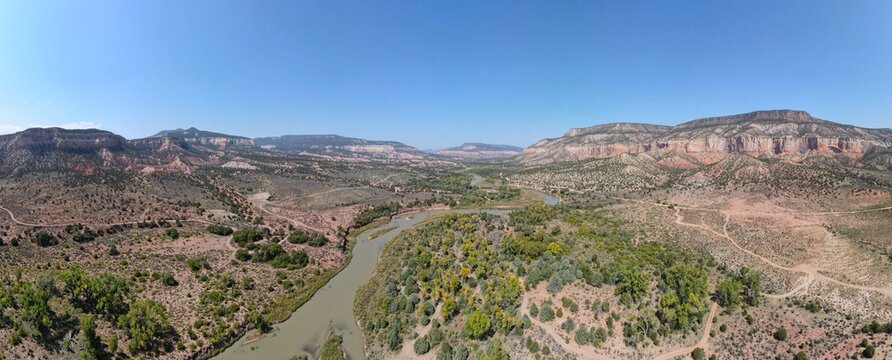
[1,0,890,148]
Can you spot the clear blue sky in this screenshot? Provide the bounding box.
[0,0,890,148]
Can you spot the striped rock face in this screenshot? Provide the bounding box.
[519,110,892,167]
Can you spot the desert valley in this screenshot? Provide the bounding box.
[1,110,891,360]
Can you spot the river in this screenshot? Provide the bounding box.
[215,182,557,360]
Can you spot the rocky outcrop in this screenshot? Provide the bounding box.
[129,136,190,152]
[521,123,671,164]
[520,110,892,166]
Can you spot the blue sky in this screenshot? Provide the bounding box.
[0,0,890,148]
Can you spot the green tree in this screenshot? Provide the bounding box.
[387,327,402,351]
[691,347,705,360]
[574,325,590,345]
[85,273,131,316]
[79,315,103,360]
[232,227,264,246]
[441,296,458,322]
[437,342,453,360]
[235,249,252,261]
[739,267,762,306]
[773,327,787,341]
[462,310,491,339]
[20,284,54,335]
[414,336,431,355]
[863,344,876,358]
[539,302,555,322]
[248,311,271,333]
[187,257,209,272]
[34,231,57,247]
[160,273,178,287]
[715,279,742,309]
[658,264,709,330]
[615,266,649,305]
[118,300,169,353]
[107,334,118,355]
[453,344,469,360]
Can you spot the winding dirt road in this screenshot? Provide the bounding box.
[669,206,892,299]
[0,202,214,228]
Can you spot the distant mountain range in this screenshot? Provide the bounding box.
[1,110,890,175]
[433,143,523,159]
[254,134,424,160]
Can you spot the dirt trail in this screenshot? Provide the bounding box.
[611,196,892,298]
[610,196,892,216]
[519,294,719,360]
[258,202,328,234]
[652,303,719,360]
[669,207,892,298]
[280,186,371,202]
[518,295,615,360]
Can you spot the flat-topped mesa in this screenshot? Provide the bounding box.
[254,134,425,160]
[149,127,255,148]
[673,110,823,129]
[564,122,672,137]
[0,127,128,153]
[521,122,671,163]
[660,110,892,156]
[520,110,892,166]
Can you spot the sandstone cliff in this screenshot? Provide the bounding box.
[520,110,892,167]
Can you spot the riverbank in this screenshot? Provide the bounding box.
[211,185,559,360]
[212,205,450,360]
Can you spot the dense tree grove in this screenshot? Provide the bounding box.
[0,267,176,356]
[287,229,327,246]
[353,202,402,228]
[245,243,310,269]
[356,204,753,357]
[861,320,892,334]
[458,186,521,207]
[232,227,267,246]
[60,267,131,316]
